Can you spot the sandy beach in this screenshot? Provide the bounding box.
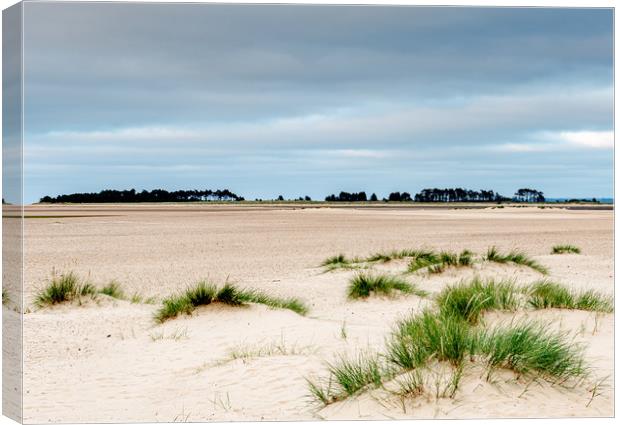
[15,204,614,422]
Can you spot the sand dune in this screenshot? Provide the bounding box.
[14,205,613,421]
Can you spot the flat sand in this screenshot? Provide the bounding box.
[13,204,613,422]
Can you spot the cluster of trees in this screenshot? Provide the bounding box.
[39,188,244,203]
[413,188,508,202]
[324,191,412,202]
[387,192,412,202]
[323,187,546,203]
[325,191,370,202]
[513,188,545,203]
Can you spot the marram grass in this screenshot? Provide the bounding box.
[99,281,125,299]
[552,244,581,254]
[387,310,475,369]
[479,321,587,380]
[347,272,428,299]
[306,352,384,405]
[409,249,474,274]
[436,277,520,324]
[485,246,548,274]
[155,281,308,323]
[526,280,613,313]
[308,270,596,405]
[34,272,97,307]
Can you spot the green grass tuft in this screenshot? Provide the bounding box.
[347,272,428,299]
[485,246,548,274]
[552,244,581,254]
[409,249,475,274]
[2,289,9,306]
[321,253,365,271]
[155,281,308,323]
[328,353,383,396]
[34,272,97,307]
[237,288,310,315]
[99,281,125,299]
[321,254,348,266]
[575,290,614,313]
[387,310,475,369]
[436,277,520,324]
[479,321,587,380]
[526,280,613,313]
[306,352,384,406]
[407,252,442,272]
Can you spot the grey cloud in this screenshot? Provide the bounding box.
[18,3,614,202]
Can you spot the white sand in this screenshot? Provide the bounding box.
[14,205,613,421]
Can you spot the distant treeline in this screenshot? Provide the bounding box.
[40,187,552,204]
[325,188,545,203]
[39,189,244,203]
[414,188,509,202]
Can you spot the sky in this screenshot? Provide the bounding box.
[21,3,613,203]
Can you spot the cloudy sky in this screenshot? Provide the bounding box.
[22,3,613,203]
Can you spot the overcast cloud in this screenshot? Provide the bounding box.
[22,3,613,203]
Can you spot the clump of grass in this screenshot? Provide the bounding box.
[321,254,364,271]
[99,281,125,299]
[365,249,425,263]
[366,252,394,263]
[226,341,314,362]
[306,352,384,405]
[410,250,475,274]
[155,281,308,323]
[238,288,309,315]
[552,244,581,254]
[526,280,613,313]
[407,251,441,272]
[2,288,9,306]
[479,321,587,381]
[347,273,428,299]
[485,246,548,274]
[34,272,97,307]
[306,377,334,405]
[322,254,348,267]
[394,370,426,398]
[156,295,194,323]
[575,290,614,313]
[387,310,475,369]
[130,293,157,304]
[436,278,520,324]
[458,249,474,266]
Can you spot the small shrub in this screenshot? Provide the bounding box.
[2,289,9,306]
[552,245,581,254]
[348,273,427,299]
